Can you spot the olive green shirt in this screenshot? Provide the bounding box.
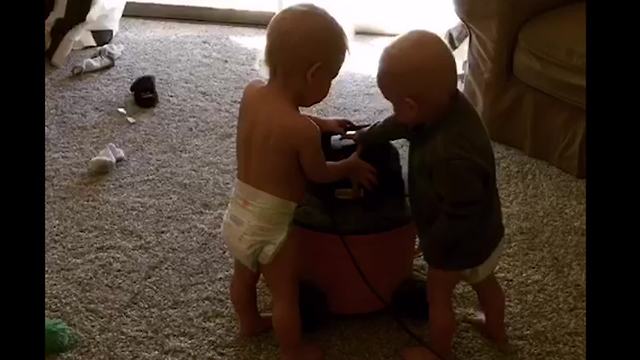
[358,92,504,270]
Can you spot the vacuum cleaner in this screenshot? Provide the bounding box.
[296,125,441,358]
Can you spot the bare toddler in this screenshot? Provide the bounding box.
[221,4,376,360]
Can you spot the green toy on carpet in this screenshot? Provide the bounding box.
[45,319,77,356]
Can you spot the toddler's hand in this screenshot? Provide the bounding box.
[321,118,354,134]
[347,148,377,190]
[341,129,361,142]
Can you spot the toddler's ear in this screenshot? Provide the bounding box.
[306,62,322,83]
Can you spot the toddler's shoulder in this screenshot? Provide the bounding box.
[290,114,320,140]
[241,79,266,99]
[239,80,270,113]
[245,79,266,91]
[284,115,321,152]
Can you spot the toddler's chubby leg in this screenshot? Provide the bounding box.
[464,273,510,351]
[402,267,461,360]
[261,235,323,360]
[428,268,461,360]
[230,260,272,337]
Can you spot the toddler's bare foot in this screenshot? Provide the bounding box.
[239,315,272,337]
[282,343,324,360]
[401,346,442,360]
[463,312,511,353]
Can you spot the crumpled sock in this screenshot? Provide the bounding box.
[88,147,116,175]
[99,44,124,60]
[107,143,126,162]
[72,44,124,75]
[88,143,126,175]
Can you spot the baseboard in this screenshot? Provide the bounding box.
[122,1,402,36]
[123,1,275,27]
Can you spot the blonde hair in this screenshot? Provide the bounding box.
[265,3,348,78]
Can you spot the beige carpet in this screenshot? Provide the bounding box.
[45,18,585,360]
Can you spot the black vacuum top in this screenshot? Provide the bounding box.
[293,132,411,235]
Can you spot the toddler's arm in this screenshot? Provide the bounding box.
[304,115,354,134]
[296,122,377,189]
[354,115,410,144]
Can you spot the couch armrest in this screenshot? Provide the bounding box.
[454,0,580,82]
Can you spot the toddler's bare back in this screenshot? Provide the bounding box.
[235,81,315,203]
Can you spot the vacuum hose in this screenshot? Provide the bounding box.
[327,196,444,360]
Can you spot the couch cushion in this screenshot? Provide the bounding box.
[513,2,585,108]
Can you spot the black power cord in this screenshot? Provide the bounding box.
[327,201,444,360]
[317,131,443,359]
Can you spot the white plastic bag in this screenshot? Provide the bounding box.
[76,0,127,49]
[46,0,127,67]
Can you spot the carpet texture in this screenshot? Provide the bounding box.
[45,18,585,360]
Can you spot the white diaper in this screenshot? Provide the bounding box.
[461,238,505,284]
[221,180,297,272]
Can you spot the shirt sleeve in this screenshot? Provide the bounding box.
[357,115,410,145]
[423,158,488,270]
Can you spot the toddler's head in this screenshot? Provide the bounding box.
[265,4,348,107]
[377,30,458,127]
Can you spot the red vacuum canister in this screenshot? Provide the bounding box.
[293,131,416,314]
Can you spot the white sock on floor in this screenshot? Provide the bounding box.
[71,44,125,75]
[107,143,126,162]
[89,147,116,175]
